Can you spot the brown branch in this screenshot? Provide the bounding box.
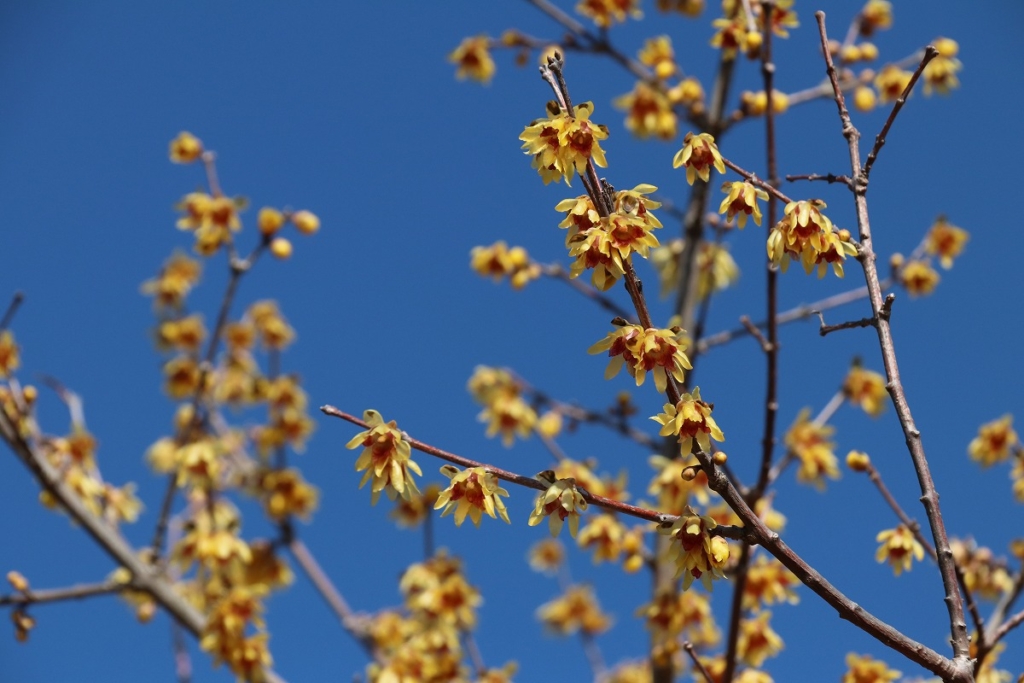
[0,291,25,332]
[683,641,714,683]
[863,47,939,178]
[815,11,970,673]
[863,461,935,561]
[785,172,853,188]
[540,263,636,322]
[720,158,794,209]
[739,316,771,353]
[0,580,125,606]
[988,607,1024,647]
[984,570,1024,645]
[320,405,674,526]
[817,295,892,336]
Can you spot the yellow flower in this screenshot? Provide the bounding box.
[697,242,740,301]
[767,200,857,278]
[657,0,704,16]
[614,82,678,140]
[843,366,887,416]
[853,86,877,112]
[1013,455,1024,503]
[638,36,677,80]
[710,17,747,58]
[537,410,563,438]
[651,387,725,455]
[846,450,872,472]
[290,210,320,235]
[637,588,720,649]
[719,181,768,228]
[740,90,790,117]
[401,553,482,629]
[951,539,1014,600]
[924,42,962,96]
[101,482,142,525]
[269,237,292,259]
[667,77,705,106]
[874,64,913,103]
[576,0,642,28]
[156,314,207,353]
[898,260,940,297]
[528,473,588,538]
[479,393,537,447]
[247,300,295,350]
[257,207,285,235]
[743,555,799,610]
[673,132,726,185]
[577,513,626,563]
[163,355,202,399]
[467,365,518,405]
[785,409,840,490]
[762,0,799,38]
[390,484,440,529]
[738,611,783,667]
[470,241,541,289]
[924,216,968,269]
[449,35,495,85]
[169,131,203,164]
[141,250,202,310]
[659,506,730,590]
[567,223,626,291]
[648,454,710,514]
[258,468,319,521]
[537,584,612,635]
[842,653,901,683]
[970,640,1012,683]
[346,409,422,504]
[0,330,21,378]
[244,540,294,590]
[968,415,1018,467]
[875,525,925,575]
[528,538,565,575]
[589,324,692,393]
[859,0,893,36]
[434,465,511,527]
[520,101,609,185]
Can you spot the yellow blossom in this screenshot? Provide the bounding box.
[269,237,292,259]
[537,584,612,635]
[740,90,790,117]
[6,571,29,593]
[346,409,421,504]
[101,482,142,525]
[257,207,285,235]
[520,101,609,185]
[1013,455,1024,503]
[924,42,962,96]
[696,242,739,301]
[576,0,642,28]
[614,82,678,140]
[528,474,588,538]
[710,17,747,58]
[668,77,705,106]
[169,131,203,163]
[163,355,203,399]
[767,200,857,278]
[390,484,440,529]
[785,409,839,490]
[969,415,1018,468]
[951,539,1014,600]
[743,555,799,610]
[738,611,783,667]
[970,640,1012,683]
[673,132,725,185]
[648,454,710,514]
[0,331,20,378]
[874,65,912,103]
[401,553,482,629]
[248,300,295,350]
[719,181,768,228]
[759,0,799,38]
[924,216,968,269]
[434,465,511,527]
[553,458,606,498]
[853,86,877,112]
[258,468,318,521]
[859,0,893,35]
[843,366,887,416]
[537,410,563,438]
[470,241,541,289]
[660,507,730,590]
[875,524,925,575]
[589,324,691,393]
[899,259,940,297]
[528,538,565,575]
[577,513,626,563]
[657,0,704,16]
[846,450,871,472]
[244,540,294,590]
[638,588,720,649]
[449,35,495,85]
[479,393,537,447]
[156,314,207,353]
[141,250,202,310]
[843,653,901,683]
[652,387,725,455]
[290,210,320,235]
[638,36,677,80]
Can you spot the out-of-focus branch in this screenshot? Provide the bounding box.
[540,262,636,322]
[0,291,25,332]
[0,580,124,606]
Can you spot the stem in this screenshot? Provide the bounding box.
[0,291,25,332]
[815,11,970,672]
[0,580,124,606]
[540,263,636,322]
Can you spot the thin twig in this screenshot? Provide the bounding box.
[785,172,853,188]
[0,580,125,606]
[863,461,936,560]
[817,293,892,336]
[0,291,25,332]
[540,263,636,322]
[172,623,193,683]
[740,316,771,353]
[721,158,794,205]
[815,11,970,673]
[579,631,607,680]
[463,631,487,676]
[683,641,714,683]
[863,47,939,178]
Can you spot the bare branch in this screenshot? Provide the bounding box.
[0,580,125,606]
[0,291,25,332]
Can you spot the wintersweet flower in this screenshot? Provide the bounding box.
[874,65,913,103]
[1014,456,1024,503]
[258,468,319,521]
[785,409,839,490]
[657,0,704,17]
[767,200,856,277]
[345,409,422,504]
[951,539,1014,600]
[638,36,677,80]
[613,82,678,140]
[740,90,790,116]
[672,132,726,185]
[743,555,799,610]
[854,86,878,112]
[924,216,968,269]
[536,584,612,635]
[859,0,893,35]
[470,241,541,289]
[555,194,601,242]
[637,588,720,649]
[434,465,511,527]
[589,324,691,392]
[576,0,642,28]
[968,415,1018,467]
[696,242,740,301]
[478,393,537,447]
[651,387,725,455]
[448,36,495,85]
[467,365,517,405]
[923,40,962,96]
[898,260,940,297]
[621,525,647,573]
[141,250,202,310]
[668,77,705,106]
[401,556,481,629]
[761,0,799,38]
[843,366,888,417]
[528,473,588,538]
[648,454,710,513]
[248,300,296,350]
[0,331,20,378]
[552,458,605,497]
[846,450,872,472]
[710,17,747,58]
[843,653,901,683]
[576,513,626,563]
[169,131,203,163]
[875,525,925,575]
[520,101,609,185]
[528,538,565,575]
[567,224,626,291]
[719,181,768,228]
[659,506,730,589]
[738,611,783,667]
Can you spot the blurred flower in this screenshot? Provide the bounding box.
[169,131,203,164]
[898,260,940,297]
[924,216,968,269]
[785,408,839,490]
[449,36,495,84]
[537,584,611,635]
[875,524,925,575]
[843,366,887,417]
[576,0,642,27]
[614,82,678,140]
[842,653,901,683]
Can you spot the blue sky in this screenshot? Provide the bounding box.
[1,1,1022,681]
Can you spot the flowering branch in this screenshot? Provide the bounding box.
[815,11,971,673]
[539,262,636,321]
[0,580,125,606]
[786,172,853,188]
[817,294,893,336]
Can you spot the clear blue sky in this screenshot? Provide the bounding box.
[1,1,1022,681]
